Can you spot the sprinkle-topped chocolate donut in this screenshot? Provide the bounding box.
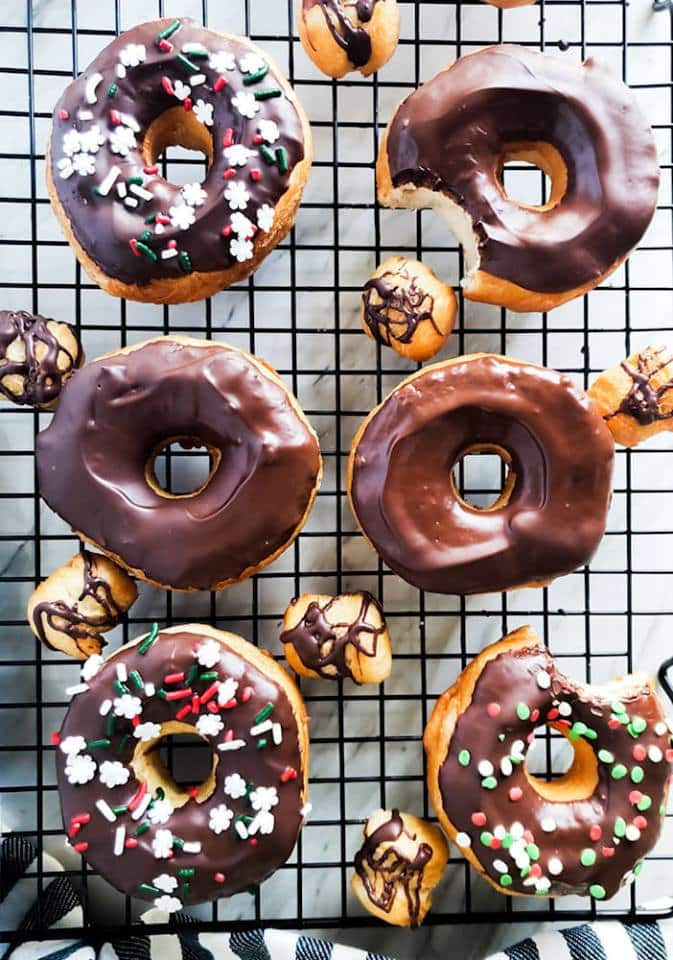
[47,18,312,303]
[36,337,322,592]
[348,354,615,596]
[0,309,82,409]
[424,627,673,900]
[55,624,309,908]
[378,45,659,312]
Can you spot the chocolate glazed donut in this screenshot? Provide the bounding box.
[378,45,659,313]
[347,354,615,596]
[36,337,322,592]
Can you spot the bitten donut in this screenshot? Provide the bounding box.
[28,551,137,660]
[348,354,614,596]
[55,623,309,908]
[589,346,673,448]
[299,1,400,78]
[47,18,312,304]
[0,309,83,409]
[36,337,322,592]
[424,627,673,900]
[361,258,457,362]
[281,591,392,685]
[377,45,659,313]
[351,809,448,927]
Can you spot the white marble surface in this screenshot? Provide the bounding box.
[1,0,673,957]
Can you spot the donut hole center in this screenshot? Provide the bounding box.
[131,722,218,808]
[143,106,213,187]
[524,723,598,803]
[147,437,220,499]
[451,444,515,511]
[498,142,567,212]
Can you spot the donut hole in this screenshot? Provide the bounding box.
[498,142,567,212]
[451,444,514,511]
[148,437,221,499]
[143,106,212,188]
[524,723,598,803]
[131,721,218,808]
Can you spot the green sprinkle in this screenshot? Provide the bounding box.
[135,822,150,836]
[200,672,218,681]
[498,733,506,743]
[527,844,540,862]
[172,837,185,849]
[240,815,254,825]
[106,715,116,738]
[186,664,199,686]
[614,816,627,838]
[112,805,128,816]
[580,849,596,867]
[628,716,648,738]
[243,64,269,86]
[516,703,530,721]
[138,622,159,655]
[633,861,644,877]
[107,83,118,98]
[127,175,144,186]
[500,874,513,887]
[510,754,524,766]
[136,241,158,263]
[631,766,645,784]
[611,763,628,780]
[481,777,498,790]
[139,230,152,244]
[155,787,165,800]
[113,679,129,697]
[117,734,130,755]
[259,144,276,166]
[257,738,268,749]
[584,728,598,741]
[275,146,288,174]
[87,739,111,750]
[157,19,181,41]
[611,701,627,716]
[502,834,514,850]
[176,53,199,74]
[569,722,587,740]
[139,883,159,895]
[157,689,168,700]
[183,49,209,60]
[145,212,158,223]
[660,805,667,816]
[458,749,471,767]
[255,703,274,724]
[637,796,652,812]
[520,865,531,879]
[589,884,606,900]
[598,749,615,764]
[480,832,493,847]
[178,867,195,878]
[130,670,144,691]
[254,87,282,101]
[179,251,192,273]
[180,882,191,899]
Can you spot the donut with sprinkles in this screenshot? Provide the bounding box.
[424,626,673,900]
[46,17,312,303]
[54,624,309,908]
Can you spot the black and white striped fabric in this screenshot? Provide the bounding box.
[2,834,672,960]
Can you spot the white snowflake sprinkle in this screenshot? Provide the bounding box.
[72,152,96,176]
[230,237,254,263]
[109,126,136,157]
[223,144,255,168]
[217,677,239,706]
[62,130,82,157]
[197,638,221,669]
[153,873,178,894]
[209,50,236,74]
[173,80,191,102]
[250,786,278,812]
[181,182,207,207]
[231,212,255,239]
[154,895,182,914]
[81,654,104,682]
[147,797,175,826]
[239,53,266,75]
[192,99,214,127]
[250,809,275,836]
[57,159,75,180]
[196,714,224,738]
[119,43,146,68]
[152,829,173,859]
[60,735,87,756]
[209,803,234,834]
[113,693,142,719]
[231,91,259,120]
[168,202,196,231]
[134,722,161,742]
[79,125,105,154]
[65,753,97,785]
[256,204,275,233]
[257,119,279,145]
[99,760,130,789]
[224,773,247,799]
[225,181,250,212]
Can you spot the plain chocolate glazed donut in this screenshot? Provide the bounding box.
[378,45,659,312]
[347,354,615,596]
[36,337,322,592]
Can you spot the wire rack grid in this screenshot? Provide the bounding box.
[1,0,673,946]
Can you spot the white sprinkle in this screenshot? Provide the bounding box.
[250,720,273,736]
[155,224,165,236]
[114,825,126,856]
[182,42,209,55]
[189,73,207,87]
[96,799,116,823]
[493,859,508,874]
[96,165,120,197]
[626,825,642,842]
[541,818,557,833]
[558,702,572,717]
[536,878,552,893]
[649,745,664,763]
[145,683,155,697]
[493,824,507,840]
[116,63,127,79]
[116,182,127,199]
[116,663,127,683]
[161,248,179,260]
[300,803,312,818]
[65,683,89,697]
[455,832,471,849]
[183,841,201,854]
[59,164,74,180]
[99,699,112,717]
[655,722,668,737]
[131,792,152,822]
[124,196,139,208]
[510,822,525,840]
[511,740,525,757]
[130,184,153,201]
[78,109,94,120]
[85,72,103,104]
[234,820,248,840]
[523,876,538,887]
[120,113,140,132]
[536,670,551,690]
[272,723,282,746]
[478,760,494,778]
[548,856,564,875]
[500,757,513,777]
[217,739,246,752]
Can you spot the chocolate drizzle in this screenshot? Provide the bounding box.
[32,552,124,655]
[303,0,378,67]
[281,592,385,682]
[611,349,673,426]
[362,272,439,347]
[384,45,659,294]
[0,310,81,407]
[354,810,432,927]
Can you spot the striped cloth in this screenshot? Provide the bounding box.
[1,833,672,960]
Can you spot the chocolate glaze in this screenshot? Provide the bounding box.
[349,355,615,595]
[281,592,385,682]
[612,349,673,426]
[36,338,321,591]
[50,19,306,285]
[32,551,125,655]
[354,810,432,927]
[436,642,672,898]
[385,45,659,294]
[0,310,81,408]
[56,628,305,904]
[362,272,439,347]
[302,0,378,68]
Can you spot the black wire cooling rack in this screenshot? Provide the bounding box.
[2,0,673,946]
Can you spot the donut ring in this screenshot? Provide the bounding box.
[298,1,400,78]
[36,337,322,592]
[424,626,673,900]
[347,354,615,596]
[47,18,312,304]
[377,45,659,313]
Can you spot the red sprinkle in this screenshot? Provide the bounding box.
[634,815,648,830]
[72,813,91,826]
[161,76,175,96]
[158,39,173,53]
[471,812,487,828]
[207,701,221,714]
[164,672,185,685]
[280,766,297,783]
[487,703,501,718]
[602,846,615,858]
[509,787,523,802]
[666,749,673,763]
[523,830,535,844]
[253,135,264,144]
[223,128,235,148]
[58,109,69,121]
[608,718,622,730]
[489,837,501,850]
[224,729,234,742]
[128,780,147,813]
[200,682,220,705]
[184,97,193,112]
[73,841,89,854]
[249,838,258,847]
[110,109,122,125]
[241,686,254,703]
[557,719,572,730]
[529,864,542,879]
[633,745,647,762]
[125,838,139,849]
[144,165,159,175]
[213,76,228,92]
[188,786,199,799]
[215,872,226,883]
[68,823,81,839]
[221,225,234,238]
[176,704,191,721]
[589,825,602,842]
[547,708,560,721]
[530,709,540,724]
[132,715,140,728]
[165,688,193,702]
[526,731,536,744]
[50,731,61,746]
[629,790,644,805]
[157,215,171,225]
[168,239,177,249]
[129,238,140,257]
[222,698,238,710]
[224,168,237,180]
[250,169,261,182]
[191,695,200,715]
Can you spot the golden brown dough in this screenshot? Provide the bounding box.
[298,0,400,78]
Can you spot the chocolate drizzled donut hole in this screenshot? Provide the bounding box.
[298,0,400,79]
[0,310,83,410]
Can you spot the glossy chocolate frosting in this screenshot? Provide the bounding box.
[362,273,439,348]
[49,18,306,285]
[302,1,378,68]
[436,642,672,899]
[385,45,659,293]
[0,309,82,407]
[56,627,306,905]
[349,355,615,595]
[36,338,321,591]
